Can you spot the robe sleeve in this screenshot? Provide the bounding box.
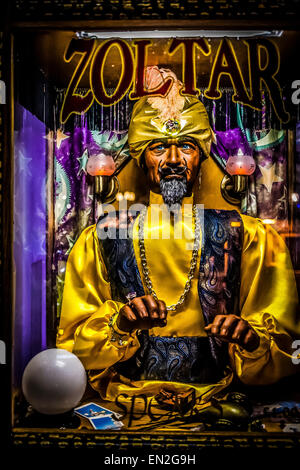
[56,225,140,370]
[228,214,300,385]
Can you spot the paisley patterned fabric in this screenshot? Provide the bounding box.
[198,209,243,369]
[97,208,243,382]
[115,334,224,383]
[97,211,145,302]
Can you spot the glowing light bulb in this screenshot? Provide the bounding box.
[116,192,124,201]
[124,191,136,201]
[86,153,116,176]
[262,219,275,224]
[226,148,256,176]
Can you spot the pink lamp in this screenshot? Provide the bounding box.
[226,149,256,176]
[86,153,116,176]
[221,149,256,200]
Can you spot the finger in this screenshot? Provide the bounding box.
[130,297,149,319]
[157,300,167,320]
[120,304,137,322]
[242,329,254,348]
[204,324,214,335]
[143,295,160,320]
[242,329,260,352]
[204,315,239,329]
[231,320,249,343]
[209,315,227,335]
[219,315,240,338]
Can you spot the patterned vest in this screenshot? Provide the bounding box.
[97,208,243,384]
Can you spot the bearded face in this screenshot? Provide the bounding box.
[143,137,201,208]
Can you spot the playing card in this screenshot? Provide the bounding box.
[74,402,121,419]
[89,415,124,431]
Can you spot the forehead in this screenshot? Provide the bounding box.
[147,136,198,147]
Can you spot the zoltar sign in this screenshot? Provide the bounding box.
[61,37,289,124]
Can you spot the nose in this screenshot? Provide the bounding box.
[164,144,181,167]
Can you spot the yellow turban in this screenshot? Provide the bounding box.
[128,94,214,165]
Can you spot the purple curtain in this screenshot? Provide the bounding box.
[13,104,47,383]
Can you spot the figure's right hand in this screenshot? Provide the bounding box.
[116,295,168,332]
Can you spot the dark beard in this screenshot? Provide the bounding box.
[159,176,188,209]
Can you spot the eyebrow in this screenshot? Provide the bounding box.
[174,137,198,146]
[148,137,198,147]
[148,139,166,146]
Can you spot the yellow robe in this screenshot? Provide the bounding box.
[57,192,300,404]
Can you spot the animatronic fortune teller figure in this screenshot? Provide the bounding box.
[57,67,300,405]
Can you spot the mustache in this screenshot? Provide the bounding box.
[158,159,191,178]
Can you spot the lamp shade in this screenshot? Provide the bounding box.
[226,149,256,176]
[86,153,116,176]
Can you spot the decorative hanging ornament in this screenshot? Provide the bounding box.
[86,153,116,176]
[226,148,256,176]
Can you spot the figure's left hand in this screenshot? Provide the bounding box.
[204,314,260,352]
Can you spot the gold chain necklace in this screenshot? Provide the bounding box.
[138,205,201,312]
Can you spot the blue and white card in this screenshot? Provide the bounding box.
[74,402,121,419]
[90,415,124,430]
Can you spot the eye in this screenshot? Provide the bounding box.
[181,143,193,150]
[152,143,166,151]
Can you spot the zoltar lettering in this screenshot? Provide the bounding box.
[60,37,289,124]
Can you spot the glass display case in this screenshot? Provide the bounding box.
[1,0,300,454]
